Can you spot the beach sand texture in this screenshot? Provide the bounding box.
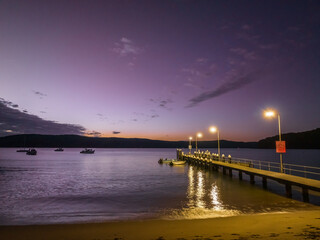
[1,210,320,240]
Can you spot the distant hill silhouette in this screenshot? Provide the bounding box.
[0,128,319,149]
[258,128,320,149]
[0,134,257,148]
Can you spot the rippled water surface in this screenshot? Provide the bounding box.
[0,148,319,225]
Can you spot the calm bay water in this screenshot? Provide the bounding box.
[0,148,319,225]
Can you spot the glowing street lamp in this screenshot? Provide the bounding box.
[264,109,284,173]
[195,132,202,152]
[209,126,220,161]
[188,137,192,154]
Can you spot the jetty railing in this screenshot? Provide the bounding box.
[183,150,320,180]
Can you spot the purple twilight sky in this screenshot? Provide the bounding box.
[0,0,319,141]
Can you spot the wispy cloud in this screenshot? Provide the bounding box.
[131,110,160,122]
[187,70,261,107]
[112,131,121,134]
[86,131,101,137]
[258,43,278,50]
[181,58,218,89]
[230,48,258,60]
[33,90,47,99]
[150,98,173,110]
[196,58,208,63]
[96,113,108,121]
[0,98,85,136]
[112,37,141,56]
[241,24,251,30]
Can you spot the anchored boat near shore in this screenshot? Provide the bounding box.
[80,148,95,154]
[158,158,186,166]
[169,160,186,166]
[26,148,37,155]
[17,149,28,152]
[158,158,173,164]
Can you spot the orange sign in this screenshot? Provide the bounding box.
[276,141,286,153]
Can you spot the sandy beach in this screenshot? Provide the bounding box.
[1,210,320,240]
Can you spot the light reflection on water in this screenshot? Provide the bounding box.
[196,171,205,209]
[166,165,239,220]
[211,184,222,211]
[0,148,319,225]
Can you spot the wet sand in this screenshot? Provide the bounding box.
[1,210,320,240]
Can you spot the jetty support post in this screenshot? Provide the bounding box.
[262,177,267,189]
[302,188,309,202]
[176,149,183,160]
[250,174,255,184]
[285,183,292,198]
[223,167,226,175]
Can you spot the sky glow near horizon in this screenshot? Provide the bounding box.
[0,0,319,141]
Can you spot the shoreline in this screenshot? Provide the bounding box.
[1,210,320,240]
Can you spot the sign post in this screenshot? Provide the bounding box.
[276,140,285,173]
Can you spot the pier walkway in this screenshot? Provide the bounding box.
[177,150,320,202]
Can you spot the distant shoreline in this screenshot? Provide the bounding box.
[0,128,319,149]
[0,146,320,151]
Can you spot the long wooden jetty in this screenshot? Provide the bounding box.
[176,149,320,202]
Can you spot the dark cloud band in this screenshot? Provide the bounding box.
[0,98,86,136]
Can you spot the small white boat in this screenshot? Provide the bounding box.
[169,160,186,166]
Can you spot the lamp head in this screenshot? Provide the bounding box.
[264,109,276,118]
[197,132,203,138]
[209,126,217,133]
[189,136,192,140]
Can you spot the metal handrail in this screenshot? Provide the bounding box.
[284,162,320,170]
[283,167,320,176]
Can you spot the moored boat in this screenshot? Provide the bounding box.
[169,160,186,166]
[80,148,95,154]
[54,148,64,152]
[158,158,174,164]
[26,149,37,155]
[17,149,28,152]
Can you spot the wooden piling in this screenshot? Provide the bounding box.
[262,177,267,189]
[285,184,292,198]
[250,174,255,184]
[302,188,309,202]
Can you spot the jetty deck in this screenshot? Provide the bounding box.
[178,150,320,202]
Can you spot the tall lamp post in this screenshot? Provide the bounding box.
[195,132,202,152]
[188,137,192,155]
[264,110,284,173]
[209,126,220,161]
